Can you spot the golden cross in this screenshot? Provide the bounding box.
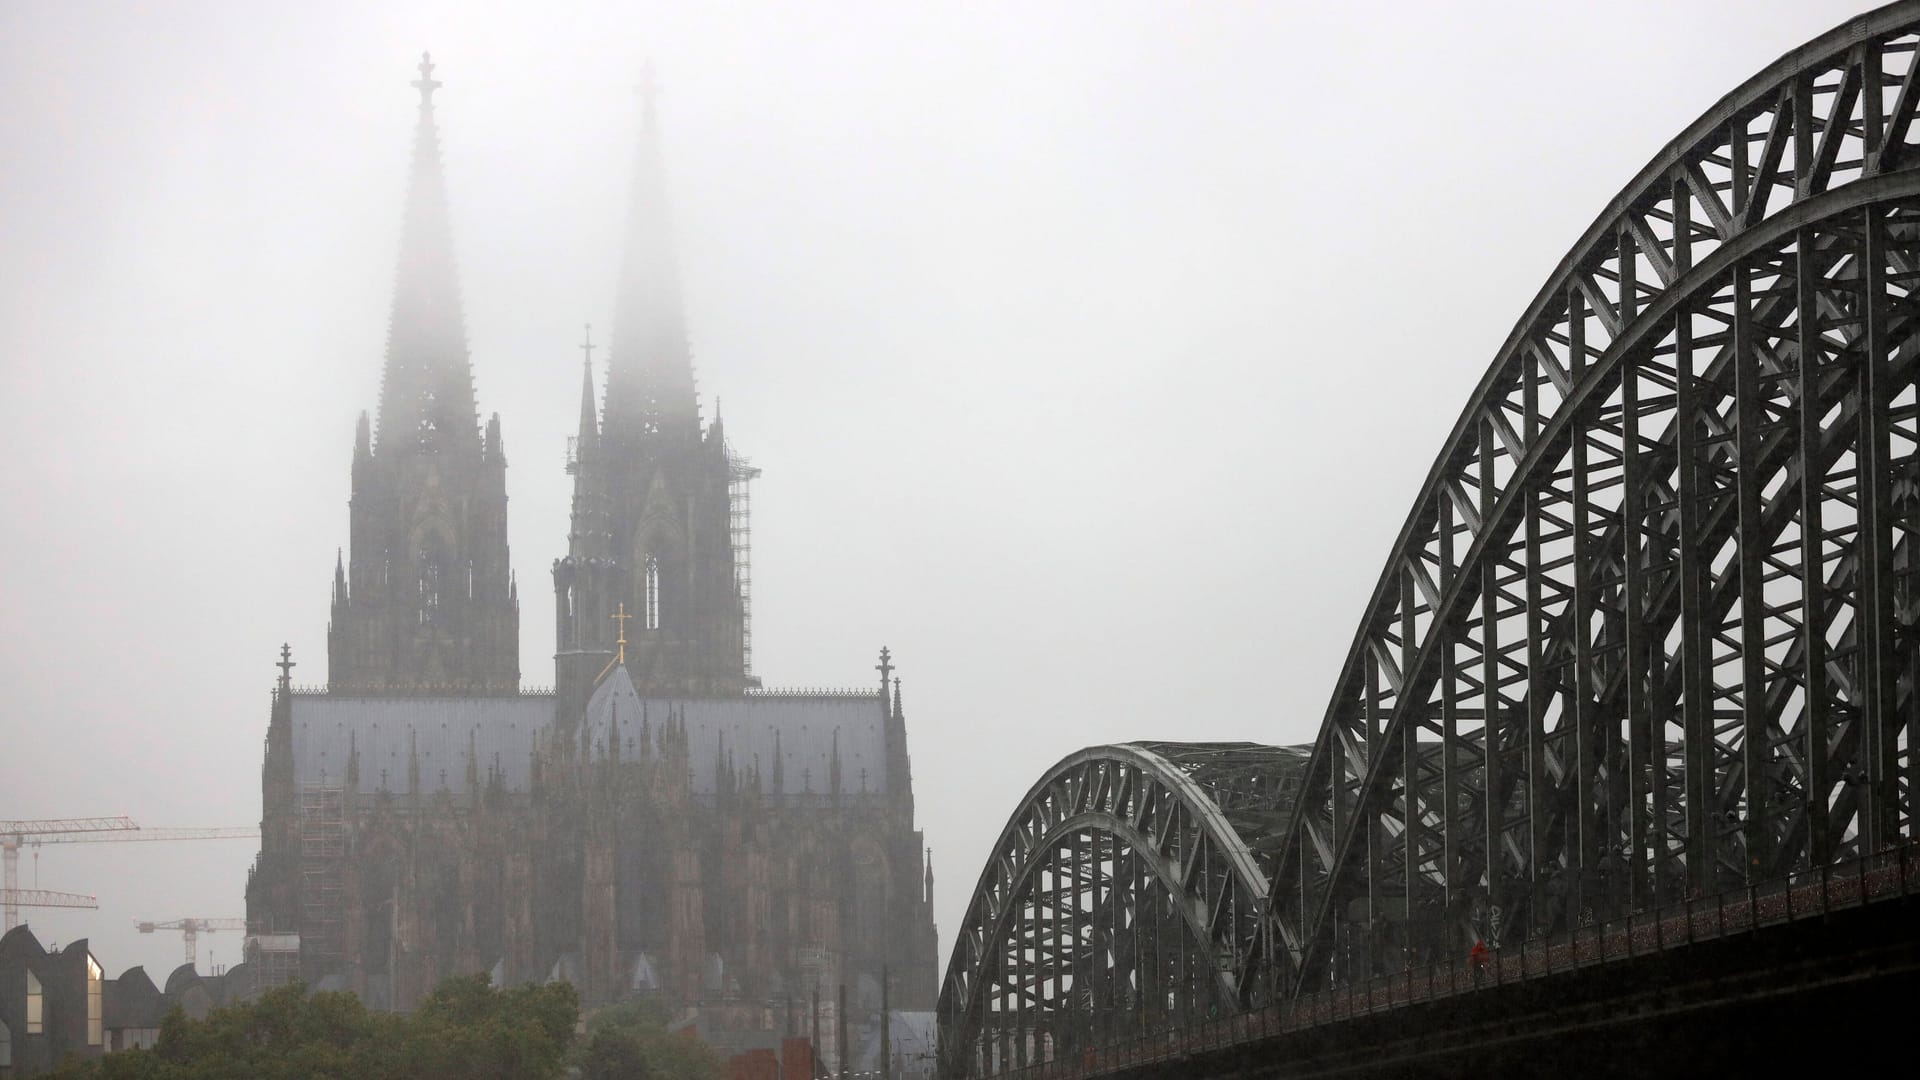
[611,603,632,664]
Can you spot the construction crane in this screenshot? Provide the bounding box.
[1,818,259,931]
[135,917,247,966]
[1,817,136,931]
[5,889,99,920]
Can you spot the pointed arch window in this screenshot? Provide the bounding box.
[644,555,661,630]
[419,555,443,626]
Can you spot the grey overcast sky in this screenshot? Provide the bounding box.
[0,0,1874,980]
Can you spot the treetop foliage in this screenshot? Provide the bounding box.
[49,973,728,1080]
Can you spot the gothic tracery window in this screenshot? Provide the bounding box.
[644,555,661,630]
[643,555,661,630]
[418,550,443,626]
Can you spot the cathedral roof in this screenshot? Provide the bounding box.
[584,665,894,796]
[291,693,550,794]
[289,680,894,798]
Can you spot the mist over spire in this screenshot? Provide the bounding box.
[375,51,478,455]
[602,63,698,443]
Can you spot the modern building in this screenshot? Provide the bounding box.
[0,926,193,1076]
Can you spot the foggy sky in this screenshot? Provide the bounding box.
[0,0,1871,983]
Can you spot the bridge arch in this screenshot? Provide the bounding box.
[941,4,1920,1073]
[1266,1,1920,997]
[937,742,1306,1077]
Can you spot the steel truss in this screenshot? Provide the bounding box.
[940,4,1920,1074]
[1265,3,1920,999]
[937,743,1308,1077]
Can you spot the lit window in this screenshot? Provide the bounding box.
[25,969,41,1034]
[644,556,661,630]
[87,955,103,1046]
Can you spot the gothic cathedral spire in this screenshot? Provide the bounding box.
[376,52,477,455]
[330,54,520,694]
[601,64,699,444]
[553,68,743,722]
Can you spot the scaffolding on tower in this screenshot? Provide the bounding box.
[298,785,345,975]
[726,446,763,684]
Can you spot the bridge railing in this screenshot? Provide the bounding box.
[974,843,1920,1079]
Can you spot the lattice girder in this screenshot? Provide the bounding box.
[938,744,1305,1078]
[1265,5,1920,1000]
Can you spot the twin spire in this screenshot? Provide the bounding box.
[375,54,695,458]
[601,62,700,444]
[375,52,476,456]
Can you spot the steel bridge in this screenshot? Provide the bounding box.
[940,4,1920,1075]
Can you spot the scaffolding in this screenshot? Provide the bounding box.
[297,785,345,975]
[246,932,302,992]
[727,446,763,682]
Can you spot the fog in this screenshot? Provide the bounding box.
[0,0,1867,982]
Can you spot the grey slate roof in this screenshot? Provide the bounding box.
[291,674,894,797]
[291,694,551,794]
[585,666,892,795]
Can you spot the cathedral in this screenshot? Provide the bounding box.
[243,56,940,1062]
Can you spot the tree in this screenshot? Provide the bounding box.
[575,998,721,1080]
[47,975,579,1080]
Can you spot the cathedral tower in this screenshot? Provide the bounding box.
[329,55,520,694]
[555,76,744,720]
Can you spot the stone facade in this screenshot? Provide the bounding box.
[244,58,939,1048]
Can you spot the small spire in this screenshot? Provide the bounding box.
[486,412,505,463]
[893,676,905,722]
[830,729,842,797]
[608,701,621,762]
[407,728,421,794]
[276,644,296,690]
[577,323,600,449]
[772,728,784,791]
[412,51,442,108]
[877,646,894,708]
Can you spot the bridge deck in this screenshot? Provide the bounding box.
[990,844,1920,1079]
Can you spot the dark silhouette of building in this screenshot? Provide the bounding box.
[243,56,938,1061]
[0,927,103,1076]
[0,924,266,1076]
